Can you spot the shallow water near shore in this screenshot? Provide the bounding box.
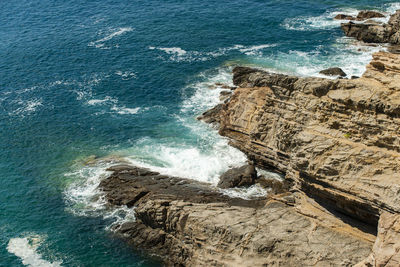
[1,0,399,266]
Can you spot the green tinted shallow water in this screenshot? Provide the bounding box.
[1,0,399,266]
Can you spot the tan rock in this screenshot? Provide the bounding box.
[355,212,400,267]
[215,51,400,225]
[100,165,374,266]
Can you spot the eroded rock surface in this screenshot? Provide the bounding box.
[213,51,400,226]
[356,212,400,267]
[341,10,400,44]
[100,165,374,266]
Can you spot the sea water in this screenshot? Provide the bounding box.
[1,1,399,266]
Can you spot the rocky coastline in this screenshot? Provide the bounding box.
[98,9,400,267]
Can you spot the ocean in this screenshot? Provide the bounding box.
[1,0,399,266]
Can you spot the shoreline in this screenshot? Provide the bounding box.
[97,8,400,267]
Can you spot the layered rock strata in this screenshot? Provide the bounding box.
[97,10,400,267]
[213,51,400,226]
[100,165,374,266]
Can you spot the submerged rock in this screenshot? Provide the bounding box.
[217,164,257,189]
[319,67,347,77]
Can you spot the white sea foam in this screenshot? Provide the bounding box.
[282,3,399,32]
[238,44,277,55]
[10,98,43,117]
[124,137,247,185]
[115,70,137,80]
[7,235,62,267]
[87,96,118,105]
[282,8,358,31]
[385,2,400,14]
[110,106,140,115]
[256,38,385,78]
[89,27,133,48]
[149,44,275,62]
[64,158,137,230]
[221,185,268,200]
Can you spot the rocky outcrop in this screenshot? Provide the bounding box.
[341,10,400,44]
[319,67,347,77]
[217,164,257,188]
[100,165,374,266]
[334,14,356,20]
[96,9,400,267]
[334,10,385,21]
[355,212,400,267]
[356,11,385,21]
[213,51,400,227]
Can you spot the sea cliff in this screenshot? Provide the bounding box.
[98,9,400,267]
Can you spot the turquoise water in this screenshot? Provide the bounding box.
[1,1,399,266]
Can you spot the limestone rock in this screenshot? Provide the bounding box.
[196,103,224,124]
[355,212,400,267]
[100,165,373,266]
[217,164,257,188]
[211,51,400,226]
[319,67,347,77]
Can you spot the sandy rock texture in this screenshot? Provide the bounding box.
[100,165,374,266]
[216,51,400,226]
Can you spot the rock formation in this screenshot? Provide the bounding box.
[96,9,400,267]
[217,164,257,188]
[100,165,374,266]
[334,14,356,20]
[216,51,400,226]
[334,10,385,21]
[319,67,347,77]
[342,10,400,44]
[356,11,385,21]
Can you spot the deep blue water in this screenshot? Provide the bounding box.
[1,1,399,266]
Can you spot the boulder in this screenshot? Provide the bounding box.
[319,67,347,77]
[217,164,257,189]
[356,10,385,21]
[334,14,355,20]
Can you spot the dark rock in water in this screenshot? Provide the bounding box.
[351,75,360,79]
[196,103,223,124]
[319,67,347,77]
[341,10,400,44]
[334,14,355,20]
[217,164,257,189]
[356,10,385,21]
